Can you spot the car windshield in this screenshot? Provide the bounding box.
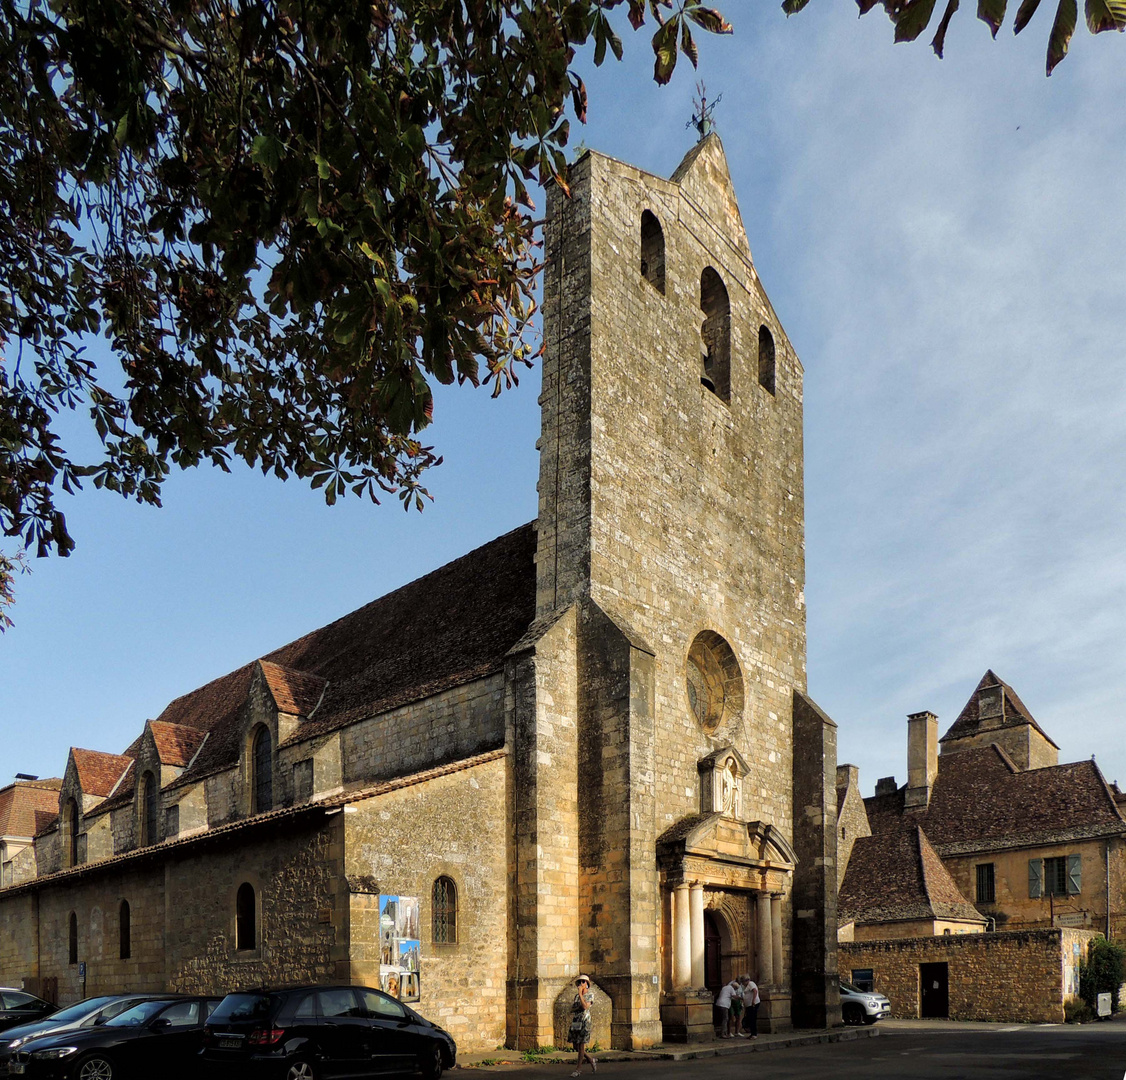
[105,1001,175,1027]
[840,981,865,995]
[207,995,272,1024]
[30,997,115,1024]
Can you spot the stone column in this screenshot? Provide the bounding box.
[689,884,705,988]
[771,895,784,987]
[673,884,692,990]
[756,892,773,986]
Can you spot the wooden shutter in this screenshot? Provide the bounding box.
[1028,858,1043,898]
[1067,853,1082,895]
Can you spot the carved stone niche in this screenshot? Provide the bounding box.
[697,746,749,819]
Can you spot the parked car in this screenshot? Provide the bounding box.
[0,997,159,1075]
[0,994,56,1037]
[840,980,891,1025]
[201,985,457,1079]
[7,995,221,1079]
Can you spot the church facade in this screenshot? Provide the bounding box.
[0,137,840,1051]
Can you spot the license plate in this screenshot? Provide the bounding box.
[9,1065,24,1075]
[219,1038,242,1049]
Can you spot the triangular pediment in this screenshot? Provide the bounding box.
[657,813,796,871]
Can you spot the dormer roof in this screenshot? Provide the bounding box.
[69,749,133,798]
[147,721,207,767]
[258,661,326,718]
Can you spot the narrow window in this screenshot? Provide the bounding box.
[640,210,665,294]
[252,727,273,813]
[432,876,458,944]
[119,900,131,960]
[236,882,256,950]
[699,268,731,403]
[976,863,995,904]
[142,770,159,846]
[67,799,80,867]
[68,912,78,964]
[758,325,776,395]
[1044,856,1068,897]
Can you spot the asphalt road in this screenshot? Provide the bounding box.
[465,1021,1126,1080]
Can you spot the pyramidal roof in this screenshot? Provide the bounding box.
[940,669,1060,749]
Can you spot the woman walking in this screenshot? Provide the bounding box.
[569,975,597,1076]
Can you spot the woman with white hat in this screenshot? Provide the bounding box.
[568,975,597,1075]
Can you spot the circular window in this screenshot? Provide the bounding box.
[685,631,744,734]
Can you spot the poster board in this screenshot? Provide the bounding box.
[379,895,421,1003]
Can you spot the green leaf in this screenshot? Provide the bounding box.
[977,0,1009,35]
[782,0,813,14]
[681,19,699,66]
[1014,0,1044,32]
[1047,0,1077,71]
[1086,0,1126,31]
[686,6,734,33]
[932,0,961,54]
[250,134,283,172]
[652,17,679,83]
[895,0,939,41]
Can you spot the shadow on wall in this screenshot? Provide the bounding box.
[553,981,612,1050]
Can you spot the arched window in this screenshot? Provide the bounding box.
[640,210,665,294]
[236,882,256,950]
[68,911,78,964]
[432,876,458,944]
[119,900,131,960]
[141,770,159,846]
[758,324,776,395]
[700,268,731,403]
[66,798,80,867]
[252,727,273,814]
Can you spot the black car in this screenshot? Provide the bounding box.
[7,995,220,1080]
[0,994,55,1037]
[0,997,158,1076]
[201,986,456,1079]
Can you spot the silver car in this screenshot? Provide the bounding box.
[840,980,891,1025]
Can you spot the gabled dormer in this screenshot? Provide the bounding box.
[58,748,132,867]
[239,660,327,816]
[130,721,208,847]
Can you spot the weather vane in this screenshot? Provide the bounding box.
[687,82,721,140]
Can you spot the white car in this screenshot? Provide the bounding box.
[840,980,891,1025]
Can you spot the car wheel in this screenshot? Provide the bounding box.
[842,1003,864,1026]
[286,1059,317,1080]
[75,1054,116,1080]
[420,1043,443,1080]
[862,1013,879,1025]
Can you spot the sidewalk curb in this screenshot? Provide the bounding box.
[456,1026,880,1068]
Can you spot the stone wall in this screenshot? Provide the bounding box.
[343,754,509,1054]
[840,928,1097,1023]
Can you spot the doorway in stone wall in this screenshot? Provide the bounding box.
[704,910,723,994]
[920,962,949,1018]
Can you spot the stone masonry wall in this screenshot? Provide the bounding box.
[840,928,1097,1023]
[343,754,509,1054]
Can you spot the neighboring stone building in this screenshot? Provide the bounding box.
[0,779,61,888]
[836,670,1126,1020]
[0,136,840,1049]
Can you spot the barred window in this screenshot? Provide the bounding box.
[432,876,457,945]
[976,863,995,904]
[236,882,257,950]
[142,771,159,846]
[119,900,131,960]
[68,911,78,964]
[252,727,273,813]
[1044,856,1070,897]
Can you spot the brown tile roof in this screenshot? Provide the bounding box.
[940,670,1060,750]
[159,522,536,789]
[147,721,207,767]
[70,749,133,797]
[258,662,326,718]
[840,824,984,927]
[0,782,62,839]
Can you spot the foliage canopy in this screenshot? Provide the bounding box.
[0,0,730,623]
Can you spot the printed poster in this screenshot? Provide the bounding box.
[379,894,421,1003]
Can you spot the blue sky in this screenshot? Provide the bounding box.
[3,5,1126,798]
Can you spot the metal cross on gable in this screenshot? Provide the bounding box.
[687,82,722,139]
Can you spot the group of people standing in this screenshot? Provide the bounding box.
[567,971,762,1075]
[715,974,759,1038]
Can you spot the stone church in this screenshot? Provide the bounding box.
[0,136,839,1051]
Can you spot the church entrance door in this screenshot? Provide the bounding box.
[704,910,722,993]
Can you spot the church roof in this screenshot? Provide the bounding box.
[153,521,537,789]
[70,749,133,797]
[840,824,984,927]
[940,670,1060,750]
[148,721,208,767]
[0,780,62,839]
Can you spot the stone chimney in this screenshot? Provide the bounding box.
[904,710,938,809]
[836,764,859,791]
[874,776,897,797]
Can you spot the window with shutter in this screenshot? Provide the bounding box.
[1067,852,1082,895]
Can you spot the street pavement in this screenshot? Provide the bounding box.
[457,1016,1126,1078]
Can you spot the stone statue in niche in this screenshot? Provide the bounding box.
[720,756,739,815]
[698,746,748,820]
